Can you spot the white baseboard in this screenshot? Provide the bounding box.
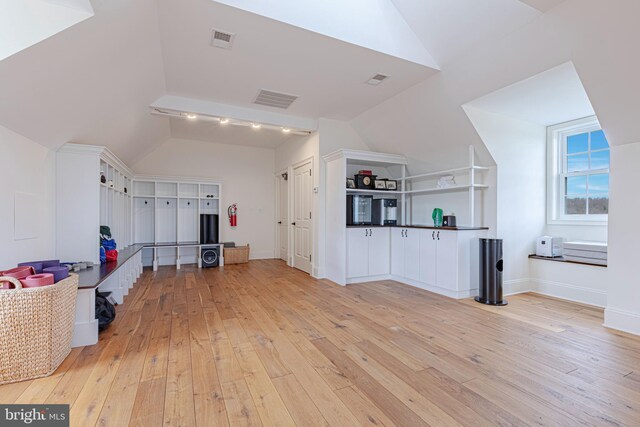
[533,279,606,307]
[501,278,606,307]
[503,279,532,296]
[249,250,276,260]
[604,307,640,335]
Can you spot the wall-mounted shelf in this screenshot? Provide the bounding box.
[404,184,488,195]
[403,165,489,181]
[346,189,403,195]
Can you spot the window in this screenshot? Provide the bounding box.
[547,117,610,224]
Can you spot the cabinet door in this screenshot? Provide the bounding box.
[419,230,437,285]
[404,229,421,281]
[390,228,405,277]
[436,230,458,290]
[368,227,390,276]
[347,228,369,278]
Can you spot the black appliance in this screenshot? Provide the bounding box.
[443,215,457,227]
[354,174,377,189]
[200,214,219,244]
[347,194,373,225]
[201,247,220,268]
[372,198,398,225]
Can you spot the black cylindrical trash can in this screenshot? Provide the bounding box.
[475,238,507,306]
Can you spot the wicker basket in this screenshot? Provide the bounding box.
[224,244,250,264]
[0,273,78,384]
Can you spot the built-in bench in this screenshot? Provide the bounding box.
[528,254,607,268]
[72,242,224,347]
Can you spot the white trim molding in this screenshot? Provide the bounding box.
[604,307,640,336]
[503,278,533,296]
[502,277,606,308]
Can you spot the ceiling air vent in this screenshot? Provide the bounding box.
[366,74,389,85]
[211,29,235,49]
[254,89,298,109]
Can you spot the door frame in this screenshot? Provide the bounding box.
[290,157,314,274]
[275,168,290,264]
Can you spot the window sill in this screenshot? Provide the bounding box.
[528,254,607,268]
[547,219,607,227]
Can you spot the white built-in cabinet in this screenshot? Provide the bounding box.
[390,228,420,282]
[350,226,486,298]
[56,144,222,268]
[56,144,133,264]
[346,228,390,278]
[325,148,490,298]
[132,177,222,268]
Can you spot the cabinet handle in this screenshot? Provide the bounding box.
[369,228,373,237]
[432,231,435,240]
[437,231,440,240]
[365,229,369,237]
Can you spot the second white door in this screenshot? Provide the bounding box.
[278,174,288,261]
[293,161,313,274]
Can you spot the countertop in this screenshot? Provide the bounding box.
[77,244,146,289]
[346,224,489,231]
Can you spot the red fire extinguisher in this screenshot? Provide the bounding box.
[228,203,238,227]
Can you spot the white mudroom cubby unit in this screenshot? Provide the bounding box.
[57,143,133,264]
[133,176,223,269]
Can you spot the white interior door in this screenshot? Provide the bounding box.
[293,161,313,274]
[278,175,288,261]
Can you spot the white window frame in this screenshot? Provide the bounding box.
[547,116,609,226]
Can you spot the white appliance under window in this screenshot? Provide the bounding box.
[536,236,563,257]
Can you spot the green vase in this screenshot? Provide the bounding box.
[432,208,443,227]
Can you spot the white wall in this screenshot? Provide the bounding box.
[132,138,276,260]
[605,142,640,334]
[462,107,609,305]
[464,107,547,284]
[0,125,55,270]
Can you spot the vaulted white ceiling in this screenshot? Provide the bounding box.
[156,0,437,121]
[465,62,594,126]
[0,0,571,164]
[389,0,562,66]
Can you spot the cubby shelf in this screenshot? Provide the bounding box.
[133,176,223,270]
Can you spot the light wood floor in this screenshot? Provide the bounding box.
[3,260,640,426]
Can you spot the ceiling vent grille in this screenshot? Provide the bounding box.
[254,89,298,109]
[211,29,235,49]
[366,74,389,85]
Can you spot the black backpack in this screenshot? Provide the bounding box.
[95,290,116,330]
